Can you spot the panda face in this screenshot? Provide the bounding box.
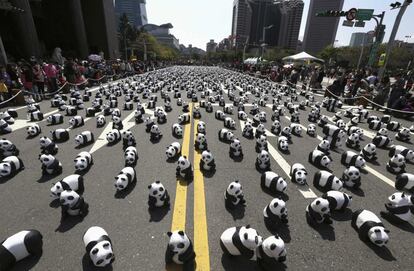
[167,231,191,255]
[226,131,235,141]
[320,155,331,168]
[114,174,129,191]
[368,226,389,247]
[74,157,88,171]
[39,136,51,147]
[268,198,287,218]
[166,145,178,159]
[148,181,166,199]
[196,133,206,143]
[349,133,360,142]
[319,140,330,150]
[307,124,316,136]
[201,150,214,163]
[150,125,161,134]
[399,128,410,137]
[257,135,267,145]
[227,180,243,197]
[230,139,241,149]
[278,137,289,151]
[177,156,190,170]
[258,150,270,163]
[197,122,206,133]
[74,135,84,146]
[122,130,133,140]
[294,169,307,185]
[106,132,117,142]
[320,115,328,123]
[331,177,344,191]
[89,240,114,267]
[387,192,412,208]
[39,154,55,166]
[345,166,360,181]
[355,156,366,168]
[0,139,13,150]
[50,182,64,198]
[282,127,290,136]
[144,117,154,126]
[0,162,12,177]
[272,121,281,129]
[257,124,265,133]
[178,115,185,123]
[311,198,330,215]
[27,125,40,136]
[378,128,388,136]
[364,143,376,153]
[244,122,253,131]
[112,115,121,123]
[239,226,263,250]
[406,150,414,163]
[390,154,405,166]
[59,190,79,207]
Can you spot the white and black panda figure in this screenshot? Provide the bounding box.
[200,149,216,172]
[114,166,137,192]
[261,171,287,194]
[74,151,93,172]
[254,124,266,139]
[290,123,302,136]
[144,117,155,133]
[386,121,400,132]
[322,191,352,211]
[165,230,196,270]
[83,226,115,267]
[220,225,263,260]
[197,121,206,134]
[176,156,193,181]
[0,139,19,158]
[307,124,316,137]
[27,110,43,122]
[308,149,331,169]
[224,180,246,209]
[148,180,170,209]
[271,120,281,135]
[346,133,361,150]
[1,111,15,124]
[27,123,41,138]
[290,111,300,123]
[65,106,77,116]
[218,128,235,143]
[215,110,226,121]
[257,235,287,270]
[224,117,236,130]
[0,230,43,270]
[308,111,318,123]
[205,102,213,113]
[242,122,254,139]
[388,145,414,163]
[386,154,406,174]
[112,115,123,130]
[341,151,366,169]
[280,127,291,142]
[368,120,384,131]
[69,116,84,128]
[95,115,106,128]
[377,127,389,137]
[351,209,389,247]
[50,174,84,199]
[395,173,414,193]
[178,113,190,124]
[122,130,136,149]
[395,127,411,142]
[46,113,64,125]
[278,136,289,153]
[124,146,138,167]
[134,108,144,123]
[306,197,332,224]
[172,123,183,138]
[0,119,12,135]
[39,136,58,155]
[123,101,133,111]
[85,107,97,118]
[342,166,361,189]
[380,192,414,223]
[164,101,172,112]
[39,154,62,175]
[238,111,248,120]
[166,142,181,160]
[256,135,268,152]
[256,150,271,171]
[336,119,346,130]
[313,171,343,192]
[157,109,167,124]
[50,128,69,142]
[106,129,121,145]
[317,115,329,127]
[0,156,24,178]
[263,198,288,227]
[74,131,95,147]
[229,138,243,159]
[59,190,89,219]
[317,140,330,155]
[290,163,307,185]
[224,104,234,114]
[360,143,377,162]
[372,135,392,148]
[192,106,201,119]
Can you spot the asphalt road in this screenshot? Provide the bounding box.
[0,67,413,271]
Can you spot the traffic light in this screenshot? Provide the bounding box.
[390,2,402,9]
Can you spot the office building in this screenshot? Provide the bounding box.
[143,23,180,50]
[114,0,147,28]
[231,0,252,48]
[349,32,374,47]
[303,0,344,54]
[206,39,218,53]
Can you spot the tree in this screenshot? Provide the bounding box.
[118,13,137,59]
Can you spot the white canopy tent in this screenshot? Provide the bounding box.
[282,51,324,63]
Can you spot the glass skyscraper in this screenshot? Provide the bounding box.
[115,0,148,28]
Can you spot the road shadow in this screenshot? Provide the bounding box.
[202,168,216,178]
[345,187,365,197]
[380,211,414,233]
[114,180,137,199]
[306,214,335,241]
[82,254,113,271]
[260,185,290,201]
[264,219,291,243]
[75,140,95,149]
[225,203,245,220]
[229,153,243,162]
[221,254,261,271]
[148,206,170,222]
[37,173,62,183]
[55,215,85,233]
[331,208,353,221]
[363,241,396,261]
[10,250,43,271]
[166,156,179,164]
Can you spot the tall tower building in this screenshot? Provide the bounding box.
[303,0,344,54]
[115,0,148,28]
[279,0,304,50]
[231,0,252,49]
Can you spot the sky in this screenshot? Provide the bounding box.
[146,0,414,50]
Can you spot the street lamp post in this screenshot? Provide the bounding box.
[357,34,366,70]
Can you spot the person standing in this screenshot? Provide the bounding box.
[0,65,11,104]
[43,62,58,93]
[388,73,406,110]
[32,61,45,100]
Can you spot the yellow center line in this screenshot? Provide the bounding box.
[193,118,211,271]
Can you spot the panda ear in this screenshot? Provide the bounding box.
[183,156,187,159]
[246,224,251,229]
[235,180,239,183]
[167,231,172,237]
[401,193,405,198]
[147,185,152,189]
[156,180,160,184]
[178,231,185,236]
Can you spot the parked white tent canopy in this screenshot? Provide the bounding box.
[282,51,324,63]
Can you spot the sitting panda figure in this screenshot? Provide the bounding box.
[380,192,414,223]
[194,133,208,151]
[148,181,170,208]
[114,167,136,191]
[342,166,361,189]
[96,115,106,128]
[290,163,308,185]
[50,174,84,199]
[27,123,41,138]
[59,190,89,219]
[290,111,300,123]
[74,151,93,172]
[255,124,266,139]
[124,146,138,167]
[386,154,406,174]
[307,124,316,137]
[261,171,287,194]
[144,117,155,133]
[197,121,206,134]
[256,135,268,153]
[224,117,236,129]
[278,136,289,153]
[134,108,144,123]
[83,226,115,267]
[106,129,121,145]
[290,123,302,136]
[224,180,246,209]
[313,171,343,192]
[200,150,216,172]
[166,142,181,160]
[317,140,330,155]
[51,128,69,142]
[218,128,234,143]
[176,156,193,181]
[69,116,84,128]
[322,191,352,211]
[39,154,62,175]
[157,109,167,124]
[242,122,254,139]
[150,125,163,141]
[164,101,172,112]
[280,127,291,142]
[172,123,183,138]
[220,225,262,260]
[308,111,318,123]
[0,156,24,178]
[388,145,414,163]
[74,131,95,147]
[306,197,332,224]
[341,151,366,169]
[229,138,243,158]
[112,115,123,130]
[346,133,361,150]
[360,143,377,161]
[256,150,271,171]
[0,139,19,158]
[205,102,213,113]
[317,115,329,127]
[351,209,389,247]
[395,127,411,142]
[336,119,346,130]
[308,150,331,169]
[0,230,43,270]
[263,198,288,227]
[369,120,384,131]
[271,120,281,135]
[165,230,196,270]
[122,130,136,149]
[257,235,287,270]
[193,106,201,119]
[39,136,58,155]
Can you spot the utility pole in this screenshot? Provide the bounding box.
[357,34,366,70]
[378,0,412,80]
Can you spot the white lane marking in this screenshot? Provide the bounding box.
[10,109,59,131]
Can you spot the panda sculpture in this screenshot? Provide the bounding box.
[263,198,288,227]
[157,110,167,124]
[224,117,236,129]
[290,163,307,185]
[372,135,392,148]
[395,173,414,193]
[74,151,93,172]
[39,154,62,175]
[290,123,302,136]
[388,145,414,163]
[51,128,69,142]
[172,123,183,138]
[306,197,332,224]
[200,150,216,172]
[59,190,89,218]
[220,225,263,260]
[313,171,343,192]
[27,123,41,138]
[106,129,121,144]
[166,142,181,160]
[351,209,389,246]
[386,154,405,174]
[224,180,246,209]
[165,230,195,270]
[0,230,43,270]
[27,111,43,122]
[69,116,84,128]
[112,115,123,130]
[276,136,288,153]
[342,166,361,189]
[176,156,193,181]
[218,128,234,143]
[50,174,84,199]
[341,151,366,169]
[0,156,24,178]
[307,124,316,137]
[96,115,106,128]
[280,127,291,142]
[242,122,254,139]
[229,138,243,158]
[346,133,361,150]
[46,113,64,125]
[256,150,271,171]
[368,120,383,131]
[0,139,19,158]
[317,140,330,155]
[144,117,155,132]
[380,192,414,223]
[197,121,206,134]
[148,181,170,208]
[322,191,352,211]
[271,120,281,135]
[386,121,400,131]
[83,226,115,267]
[178,113,190,124]
[261,171,287,194]
[257,235,287,270]
[360,143,377,161]
[74,131,95,147]
[308,149,331,169]
[124,146,138,167]
[114,167,136,191]
[134,108,143,123]
[122,130,136,149]
[238,111,248,120]
[256,135,268,152]
[39,136,58,155]
[194,133,208,151]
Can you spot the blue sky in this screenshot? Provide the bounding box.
[146,0,414,49]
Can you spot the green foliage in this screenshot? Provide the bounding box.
[263,47,295,62]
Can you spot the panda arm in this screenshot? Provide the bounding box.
[165,246,174,264]
[148,196,157,208]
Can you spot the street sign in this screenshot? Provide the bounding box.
[347,8,357,21]
[354,21,366,27]
[378,53,386,67]
[356,9,374,21]
[343,20,354,27]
